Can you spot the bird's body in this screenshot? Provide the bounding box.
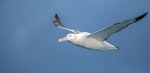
[69,32,118,50]
[53,12,148,51]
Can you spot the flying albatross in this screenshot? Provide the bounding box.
[53,12,148,51]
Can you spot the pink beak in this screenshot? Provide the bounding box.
[58,36,68,42]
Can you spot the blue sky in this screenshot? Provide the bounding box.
[0,0,150,73]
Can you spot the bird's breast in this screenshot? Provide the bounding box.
[71,37,105,50]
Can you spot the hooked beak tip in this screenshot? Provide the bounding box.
[58,39,62,42]
[58,36,68,42]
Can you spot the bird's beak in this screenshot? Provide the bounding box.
[58,36,68,42]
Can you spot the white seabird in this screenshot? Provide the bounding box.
[53,12,148,51]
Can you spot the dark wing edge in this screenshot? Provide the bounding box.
[53,14,81,34]
[135,12,148,22]
[89,12,148,41]
[53,14,64,27]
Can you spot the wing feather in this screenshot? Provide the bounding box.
[89,12,148,41]
[53,14,80,34]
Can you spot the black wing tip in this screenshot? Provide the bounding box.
[53,13,59,22]
[54,14,58,18]
[135,12,148,22]
[53,13,64,27]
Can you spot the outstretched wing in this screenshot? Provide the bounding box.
[89,12,148,41]
[53,14,80,34]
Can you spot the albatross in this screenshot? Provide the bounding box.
[53,12,148,51]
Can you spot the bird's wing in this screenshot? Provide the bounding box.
[53,14,80,34]
[88,12,148,41]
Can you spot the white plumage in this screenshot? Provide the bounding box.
[53,12,148,51]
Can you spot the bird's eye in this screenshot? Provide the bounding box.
[69,35,72,37]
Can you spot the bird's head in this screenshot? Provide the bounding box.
[58,33,77,42]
